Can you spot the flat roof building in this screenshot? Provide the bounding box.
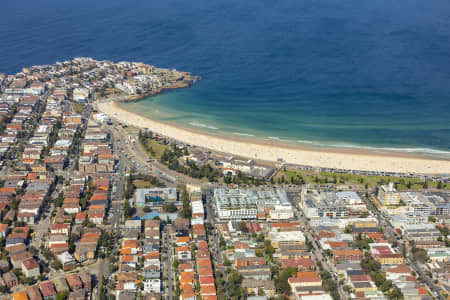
[214,188,291,220]
[300,189,348,219]
[135,188,177,207]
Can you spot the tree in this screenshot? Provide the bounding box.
[343,225,353,233]
[275,267,297,294]
[181,188,191,219]
[225,271,243,298]
[388,287,403,300]
[51,260,62,270]
[361,255,381,274]
[38,273,47,281]
[22,277,35,285]
[412,248,428,263]
[381,279,393,292]
[123,199,132,220]
[256,233,265,243]
[172,259,179,269]
[264,240,275,262]
[238,221,249,233]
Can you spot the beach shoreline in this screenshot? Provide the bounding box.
[97,100,450,174]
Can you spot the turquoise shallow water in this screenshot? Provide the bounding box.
[0,0,449,157]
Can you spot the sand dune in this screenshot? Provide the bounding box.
[97,101,450,174]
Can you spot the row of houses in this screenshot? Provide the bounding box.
[10,271,92,300]
[116,219,162,297]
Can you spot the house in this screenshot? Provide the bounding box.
[74,245,97,263]
[143,279,161,294]
[176,246,192,261]
[50,223,70,235]
[88,213,103,225]
[124,220,141,231]
[200,285,217,297]
[68,289,87,300]
[79,270,92,291]
[13,291,29,300]
[333,249,363,262]
[11,251,33,269]
[65,273,83,291]
[75,212,87,224]
[199,276,215,286]
[238,265,272,280]
[0,259,9,273]
[374,253,405,265]
[242,279,276,297]
[121,255,138,267]
[236,257,266,268]
[26,285,43,300]
[0,223,8,237]
[3,271,19,288]
[21,257,40,277]
[180,284,196,300]
[174,218,190,236]
[282,258,315,271]
[54,276,70,293]
[40,281,57,300]
[288,272,322,291]
[56,252,77,270]
[144,293,161,300]
[176,236,191,246]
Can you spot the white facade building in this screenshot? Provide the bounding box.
[214,188,291,220]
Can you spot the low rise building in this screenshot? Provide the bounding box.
[214,188,291,220]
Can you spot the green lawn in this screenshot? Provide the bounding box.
[280,168,449,191]
[140,137,169,159]
[134,179,157,188]
[368,175,449,190]
[279,169,306,184]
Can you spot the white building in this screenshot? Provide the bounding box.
[143,279,161,294]
[270,204,294,220]
[300,189,348,219]
[269,230,305,248]
[73,87,89,102]
[426,248,450,262]
[93,113,109,123]
[377,182,399,206]
[214,188,291,220]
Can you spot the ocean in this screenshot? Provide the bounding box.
[1,0,450,157]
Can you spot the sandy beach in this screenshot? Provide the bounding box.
[97,101,450,174]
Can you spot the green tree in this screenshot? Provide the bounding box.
[275,267,297,294]
[181,188,192,219]
[238,221,249,233]
[123,199,132,220]
[225,271,243,298]
[412,247,428,263]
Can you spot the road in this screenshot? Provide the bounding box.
[163,226,174,300]
[293,207,347,300]
[365,196,445,300]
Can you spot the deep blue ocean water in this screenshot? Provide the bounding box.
[1,0,450,156]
